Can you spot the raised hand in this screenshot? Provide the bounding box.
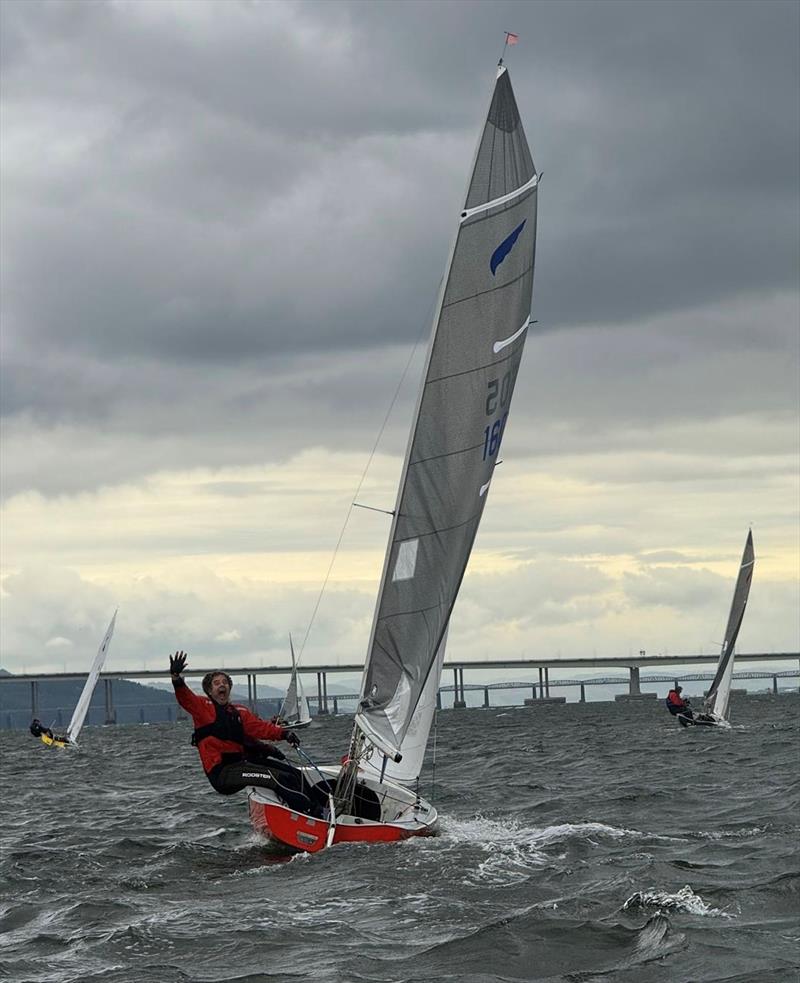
[283,730,300,749]
[169,651,188,677]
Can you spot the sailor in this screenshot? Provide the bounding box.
[665,685,693,720]
[29,718,70,743]
[29,718,54,740]
[169,651,328,816]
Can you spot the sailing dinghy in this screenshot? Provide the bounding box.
[35,611,117,748]
[249,63,540,851]
[277,635,312,730]
[679,531,754,728]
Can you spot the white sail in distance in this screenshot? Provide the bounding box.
[66,610,117,744]
[355,65,539,766]
[704,531,755,721]
[282,634,311,726]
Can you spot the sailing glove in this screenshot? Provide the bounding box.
[283,730,300,748]
[169,651,187,676]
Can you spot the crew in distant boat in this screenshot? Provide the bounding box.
[665,686,693,720]
[30,718,53,739]
[29,719,69,744]
[169,651,328,817]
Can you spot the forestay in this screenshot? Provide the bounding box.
[66,611,117,744]
[704,530,755,720]
[355,66,539,764]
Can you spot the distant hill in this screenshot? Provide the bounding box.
[0,670,283,730]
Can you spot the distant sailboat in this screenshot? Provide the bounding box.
[278,635,312,729]
[249,61,539,850]
[680,531,755,728]
[33,611,117,748]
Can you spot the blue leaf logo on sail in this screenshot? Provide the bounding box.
[490,220,526,276]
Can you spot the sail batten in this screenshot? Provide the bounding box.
[354,67,538,768]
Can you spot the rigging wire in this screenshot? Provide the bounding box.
[296,278,444,664]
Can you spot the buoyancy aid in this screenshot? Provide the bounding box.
[191,701,245,747]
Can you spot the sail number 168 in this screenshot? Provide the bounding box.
[483,368,515,461]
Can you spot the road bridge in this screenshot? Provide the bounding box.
[3,654,797,723]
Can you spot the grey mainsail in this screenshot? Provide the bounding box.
[704,530,755,719]
[355,67,539,762]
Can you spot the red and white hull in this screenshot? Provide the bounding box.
[247,765,438,853]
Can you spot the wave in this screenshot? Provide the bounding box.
[430,816,687,886]
[623,884,733,918]
[444,815,684,848]
[691,825,768,840]
[633,912,673,955]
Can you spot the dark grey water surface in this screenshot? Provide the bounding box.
[1,696,798,983]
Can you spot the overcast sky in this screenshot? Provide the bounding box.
[1,0,798,681]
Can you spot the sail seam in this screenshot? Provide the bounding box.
[442,260,534,314]
[409,439,486,466]
[426,344,522,386]
[392,511,481,544]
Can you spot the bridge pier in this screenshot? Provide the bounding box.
[538,667,543,696]
[332,696,338,715]
[615,666,657,702]
[524,684,538,706]
[104,678,116,724]
[483,686,490,708]
[453,667,466,708]
[545,667,550,697]
[773,675,778,695]
[436,690,442,710]
[314,671,330,715]
[580,682,586,703]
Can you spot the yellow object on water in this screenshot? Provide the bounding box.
[40,733,68,749]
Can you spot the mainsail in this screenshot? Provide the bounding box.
[66,610,117,744]
[704,531,755,720]
[282,634,311,726]
[354,66,539,768]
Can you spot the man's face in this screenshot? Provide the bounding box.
[209,674,231,705]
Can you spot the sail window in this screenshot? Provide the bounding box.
[392,539,419,581]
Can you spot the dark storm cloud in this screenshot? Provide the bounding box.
[1,0,797,495]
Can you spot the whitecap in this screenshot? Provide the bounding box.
[623,884,733,918]
[432,816,684,887]
[694,825,767,840]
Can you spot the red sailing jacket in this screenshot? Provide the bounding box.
[667,689,687,708]
[173,679,285,775]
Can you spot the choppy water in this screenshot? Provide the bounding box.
[1,696,798,983]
